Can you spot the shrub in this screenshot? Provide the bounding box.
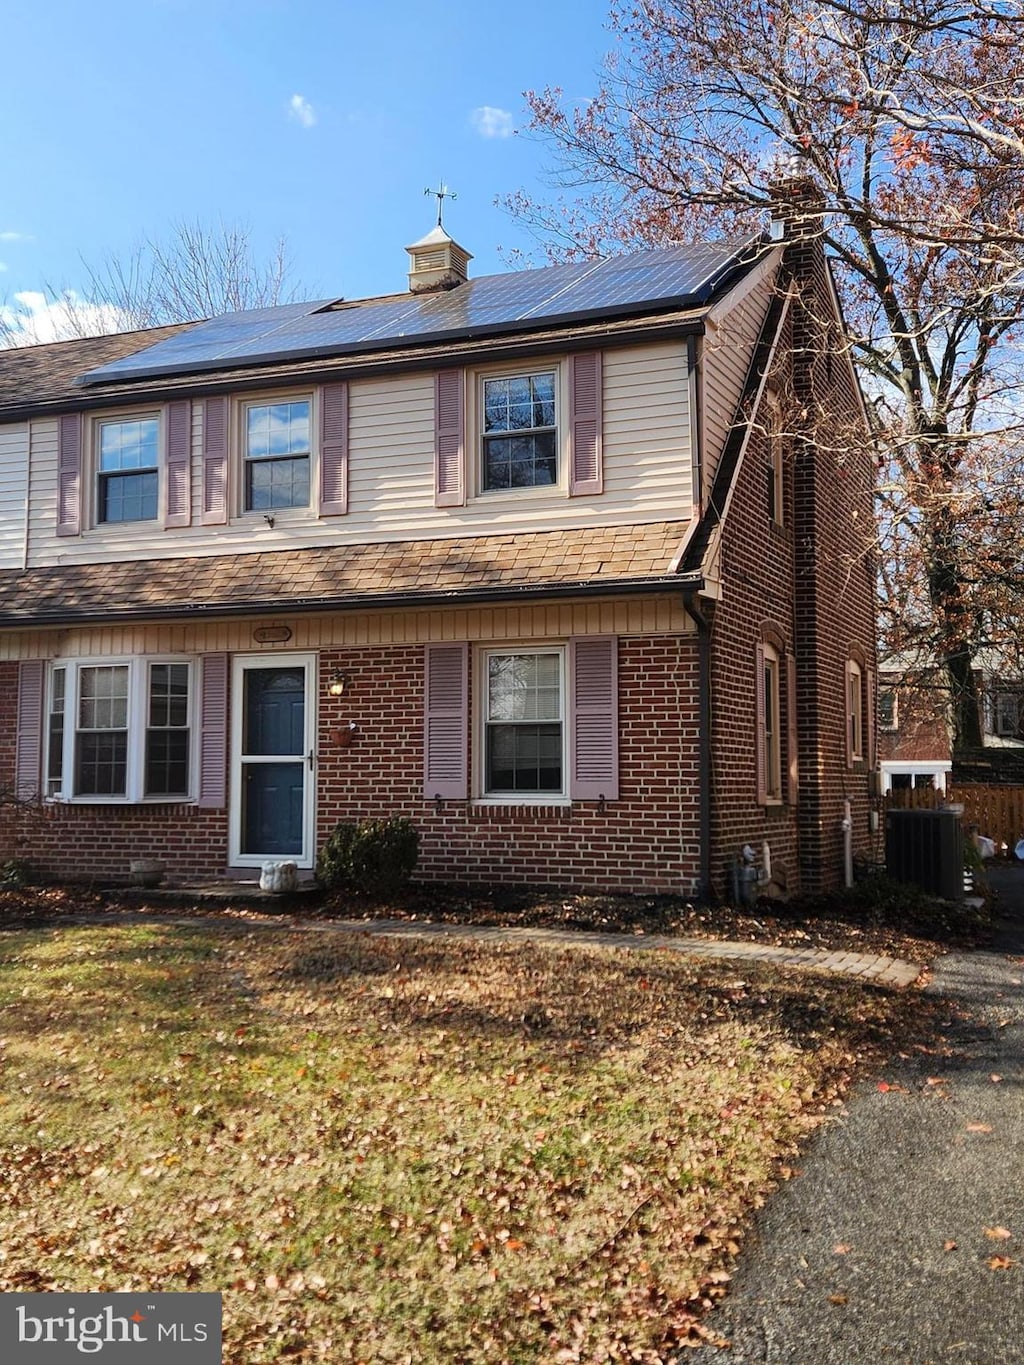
[0,859,33,888]
[316,817,419,895]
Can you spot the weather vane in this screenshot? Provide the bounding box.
[424,179,457,229]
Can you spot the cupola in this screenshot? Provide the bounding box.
[406,225,472,294]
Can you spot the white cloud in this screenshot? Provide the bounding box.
[0,231,31,243]
[471,106,514,139]
[288,94,317,128]
[0,263,7,273]
[0,290,133,346]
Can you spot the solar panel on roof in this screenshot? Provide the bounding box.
[76,239,758,387]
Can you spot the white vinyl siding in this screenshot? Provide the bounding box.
[701,261,780,497]
[17,340,693,568]
[0,420,29,568]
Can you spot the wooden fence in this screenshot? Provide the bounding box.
[884,784,1024,857]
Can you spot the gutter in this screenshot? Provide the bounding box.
[0,571,705,631]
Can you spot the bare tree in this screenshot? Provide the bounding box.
[0,219,307,346]
[513,0,1024,750]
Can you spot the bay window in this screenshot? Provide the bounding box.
[46,660,193,801]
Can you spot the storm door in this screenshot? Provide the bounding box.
[230,654,316,867]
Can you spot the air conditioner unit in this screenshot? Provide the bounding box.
[885,809,964,901]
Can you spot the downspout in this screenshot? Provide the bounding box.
[683,583,713,902]
[683,332,713,900]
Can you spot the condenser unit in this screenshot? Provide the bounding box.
[885,808,964,902]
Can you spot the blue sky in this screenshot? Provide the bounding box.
[0,0,614,336]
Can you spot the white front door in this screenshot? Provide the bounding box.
[230,653,317,868]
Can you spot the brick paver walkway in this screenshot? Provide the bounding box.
[311,916,923,987]
[54,903,925,988]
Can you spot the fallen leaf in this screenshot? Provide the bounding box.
[505,1239,525,1252]
[988,1256,1014,1271]
[991,1074,1003,1084]
[966,1123,993,1134]
[833,1243,853,1255]
[926,1077,947,1086]
[828,1293,848,1305]
[877,1081,907,1093]
[943,1240,958,1253]
[985,1227,1012,1241]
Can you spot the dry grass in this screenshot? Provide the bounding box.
[0,922,945,1362]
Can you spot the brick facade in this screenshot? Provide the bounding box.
[0,637,704,893]
[700,200,877,896]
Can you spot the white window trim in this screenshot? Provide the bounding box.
[85,407,167,533]
[232,387,318,522]
[880,761,950,795]
[46,657,196,804]
[474,644,570,805]
[762,643,783,803]
[468,359,569,502]
[847,660,864,761]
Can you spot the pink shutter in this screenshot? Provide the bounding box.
[434,370,465,508]
[319,382,349,516]
[569,352,603,496]
[56,413,82,536]
[164,400,192,528]
[423,643,468,799]
[201,396,229,525]
[16,660,45,801]
[197,653,228,808]
[569,636,618,801]
[755,643,767,805]
[844,664,854,769]
[786,653,799,807]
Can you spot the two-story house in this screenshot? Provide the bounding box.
[0,183,876,898]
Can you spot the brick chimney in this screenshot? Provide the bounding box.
[406,226,472,294]
[769,173,827,243]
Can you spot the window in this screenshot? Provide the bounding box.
[995,692,1024,739]
[244,399,311,510]
[765,390,784,526]
[847,660,864,761]
[481,371,557,491]
[878,687,898,731]
[97,416,159,523]
[46,660,193,801]
[761,645,782,801]
[483,650,565,795]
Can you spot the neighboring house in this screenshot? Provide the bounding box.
[0,181,876,897]
[879,656,1024,793]
[878,669,952,794]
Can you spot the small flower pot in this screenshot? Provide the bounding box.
[129,858,165,889]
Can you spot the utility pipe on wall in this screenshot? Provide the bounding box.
[841,798,854,889]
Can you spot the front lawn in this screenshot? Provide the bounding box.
[0,922,944,1361]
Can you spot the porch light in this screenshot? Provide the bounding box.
[327,670,349,697]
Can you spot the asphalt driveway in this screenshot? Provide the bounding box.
[691,864,1024,1364]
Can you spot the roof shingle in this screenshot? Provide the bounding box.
[0,522,692,627]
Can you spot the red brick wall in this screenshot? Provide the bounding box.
[705,216,878,897]
[0,639,704,894]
